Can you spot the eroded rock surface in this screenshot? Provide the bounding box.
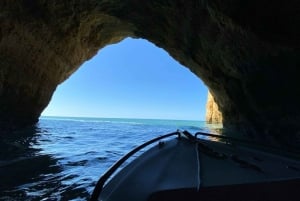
[0,1,299,151]
[206,91,222,124]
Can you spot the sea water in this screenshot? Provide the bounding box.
[0,116,222,201]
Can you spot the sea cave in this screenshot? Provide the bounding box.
[0,1,299,152]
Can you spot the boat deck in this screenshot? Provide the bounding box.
[93,132,300,201]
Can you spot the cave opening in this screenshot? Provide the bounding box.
[41,37,208,122]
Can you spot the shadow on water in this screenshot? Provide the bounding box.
[0,125,90,201]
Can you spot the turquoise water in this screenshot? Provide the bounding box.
[0,116,222,201]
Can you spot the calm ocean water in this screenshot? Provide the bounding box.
[0,116,222,201]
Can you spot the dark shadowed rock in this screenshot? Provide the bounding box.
[0,1,299,151]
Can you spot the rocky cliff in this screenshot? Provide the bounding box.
[206,91,222,124]
[0,1,299,151]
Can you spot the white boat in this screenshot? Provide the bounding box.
[90,130,300,201]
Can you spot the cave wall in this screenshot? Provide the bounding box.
[0,1,299,150]
[0,0,134,130]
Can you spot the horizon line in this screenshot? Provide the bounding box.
[40,115,205,122]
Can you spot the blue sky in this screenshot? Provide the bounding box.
[41,38,208,120]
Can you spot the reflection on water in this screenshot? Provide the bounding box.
[0,126,91,201]
[0,118,221,201]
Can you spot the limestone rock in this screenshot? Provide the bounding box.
[206,91,222,124]
[0,1,299,151]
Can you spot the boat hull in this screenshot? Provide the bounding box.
[96,134,300,201]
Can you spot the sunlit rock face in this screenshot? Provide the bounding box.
[206,91,222,124]
[0,1,299,151]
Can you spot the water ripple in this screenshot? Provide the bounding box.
[0,117,212,200]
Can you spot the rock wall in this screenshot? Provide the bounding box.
[0,1,299,151]
[0,0,133,130]
[206,91,222,124]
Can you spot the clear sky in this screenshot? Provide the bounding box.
[41,38,208,120]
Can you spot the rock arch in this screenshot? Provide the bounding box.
[0,1,299,151]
